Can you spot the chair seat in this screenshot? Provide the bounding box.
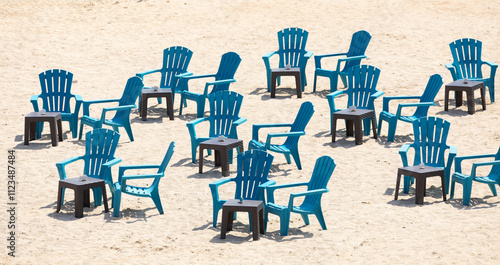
[249,140,291,154]
[475,176,498,184]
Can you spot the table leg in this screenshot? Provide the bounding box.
[199,146,205,174]
[354,117,363,145]
[480,85,486,110]
[49,119,58,146]
[466,91,475,114]
[141,96,148,121]
[166,94,174,120]
[331,117,337,142]
[214,150,221,167]
[415,177,425,204]
[395,171,402,200]
[295,74,302,98]
[83,188,90,208]
[271,73,277,98]
[30,122,37,140]
[24,119,30,145]
[75,188,84,218]
[251,209,259,240]
[259,208,265,235]
[444,88,450,111]
[371,115,378,139]
[227,211,234,231]
[56,184,63,212]
[220,208,230,239]
[101,183,109,213]
[455,91,463,107]
[346,120,354,137]
[440,174,447,201]
[57,118,63,142]
[221,148,229,177]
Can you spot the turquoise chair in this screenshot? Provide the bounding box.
[327,65,384,136]
[248,101,314,170]
[313,30,371,92]
[56,128,122,207]
[112,141,175,217]
[450,147,500,206]
[31,69,82,139]
[179,52,241,118]
[209,149,275,227]
[399,117,457,194]
[265,156,336,236]
[136,46,193,110]
[186,90,247,163]
[446,38,497,103]
[263,27,313,92]
[79,76,144,142]
[378,74,443,142]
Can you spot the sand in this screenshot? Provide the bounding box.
[2,0,500,264]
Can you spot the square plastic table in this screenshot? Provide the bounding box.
[444,80,486,114]
[270,67,302,98]
[140,88,174,121]
[331,108,377,145]
[220,199,264,240]
[199,137,243,177]
[395,165,446,204]
[24,112,63,146]
[56,177,109,218]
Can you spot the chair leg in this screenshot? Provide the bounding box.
[313,72,318,92]
[387,119,397,142]
[403,175,412,194]
[290,149,302,170]
[78,122,85,140]
[151,189,164,214]
[329,73,338,93]
[71,117,78,139]
[60,187,66,206]
[301,213,310,225]
[196,98,206,118]
[462,178,472,206]
[264,209,269,232]
[123,124,134,142]
[488,183,497,196]
[280,211,290,236]
[36,121,43,139]
[112,189,122,217]
[284,153,292,165]
[450,179,456,199]
[191,143,198,163]
[92,187,103,207]
[315,209,327,230]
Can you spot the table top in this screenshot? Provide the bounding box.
[142,88,172,95]
[223,199,263,209]
[271,67,300,73]
[446,80,483,89]
[59,176,105,186]
[334,108,374,116]
[398,165,444,175]
[200,137,243,147]
[26,112,61,118]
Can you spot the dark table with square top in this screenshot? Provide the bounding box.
[331,108,377,145]
[56,177,109,218]
[199,137,244,177]
[270,67,302,98]
[140,88,174,121]
[220,199,264,241]
[24,112,63,146]
[444,80,486,114]
[395,165,446,204]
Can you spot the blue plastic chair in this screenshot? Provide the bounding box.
[31,69,82,139]
[265,156,336,236]
[446,38,497,103]
[179,52,241,118]
[79,76,144,142]
[112,141,175,217]
[209,149,275,227]
[450,147,500,206]
[248,101,314,170]
[399,117,457,194]
[313,30,372,92]
[56,129,122,207]
[327,65,384,136]
[378,74,443,142]
[186,90,247,163]
[263,27,313,92]
[136,46,193,110]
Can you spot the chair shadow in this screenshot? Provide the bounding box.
[447,195,499,209]
[386,185,450,207]
[12,130,89,149]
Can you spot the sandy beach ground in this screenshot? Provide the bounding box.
[2,0,500,264]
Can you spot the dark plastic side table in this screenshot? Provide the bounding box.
[331,108,377,145]
[444,80,486,114]
[140,88,174,121]
[24,112,63,146]
[270,67,302,98]
[56,177,109,218]
[395,165,446,204]
[199,137,244,177]
[220,199,264,241]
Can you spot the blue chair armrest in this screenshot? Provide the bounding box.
[82,99,120,115]
[174,72,194,78]
[445,63,458,80]
[56,156,85,179]
[262,51,277,59]
[232,117,247,126]
[399,144,412,167]
[471,160,500,177]
[252,123,293,141]
[186,117,209,139]
[304,51,314,59]
[454,153,497,173]
[336,55,367,71]
[121,173,163,181]
[100,104,136,121]
[30,95,40,111]
[484,61,498,69]
[395,102,435,117]
[265,131,305,148]
[136,69,161,78]
[290,188,328,198]
[382,95,421,112]
[266,181,309,202]
[118,164,161,177]
[371,90,385,99]
[180,73,217,81]
[206,79,236,86]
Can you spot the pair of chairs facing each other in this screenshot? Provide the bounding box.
[327,65,383,137]
[210,150,336,237]
[378,74,443,142]
[450,147,500,206]
[31,69,82,139]
[399,117,457,195]
[57,128,174,217]
[79,76,144,142]
[179,52,242,118]
[263,27,313,92]
[446,38,497,103]
[136,46,193,111]
[313,30,372,93]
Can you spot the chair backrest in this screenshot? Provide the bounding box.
[341,30,372,73]
[277,27,309,68]
[113,76,144,121]
[160,46,193,90]
[83,128,121,179]
[303,156,336,206]
[411,117,451,167]
[449,38,484,79]
[207,90,244,137]
[284,101,315,148]
[209,52,242,95]
[38,69,75,113]
[489,148,500,183]
[414,74,443,118]
[233,150,274,200]
[346,65,381,109]
[151,141,176,187]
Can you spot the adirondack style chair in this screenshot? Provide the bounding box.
[248,101,314,170]
[31,69,82,138]
[450,147,500,206]
[113,141,175,217]
[186,90,247,163]
[79,76,144,142]
[136,46,193,109]
[209,149,275,227]
[263,27,313,92]
[446,38,497,103]
[313,30,372,92]
[327,65,384,136]
[378,74,443,142]
[399,117,457,194]
[56,128,122,207]
[265,156,336,236]
[179,52,241,118]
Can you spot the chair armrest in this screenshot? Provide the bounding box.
[399,144,412,167]
[445,63,458,80]
[180,73,216,81]
[326,90,347,112]
[252,123,293,141]
[303,50,314,59]
[56,156,85,179]
[454,153,497,174]
[174,72,194,79]
[370,90,385,100]
[471,160,500,177]
[101,157,122,183]
[483,61,498,69]
[121,173,163,181]
[263,51,278,70]
[82,99,120,115]
[290,188,329,199]
[209,178,233,201]
[230,118,247,139]
[186,117,209,139]
[336,55,367,71]
[100,105,136,122]
[265,131,305,149]
[382,96,421,112]
[136,69,161,78]
[30,95,40,111]
[266,182,309,203]
[203,79,237,96]
[118,164,161,177]
[232,117,247,126]
[395,102,435,117]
